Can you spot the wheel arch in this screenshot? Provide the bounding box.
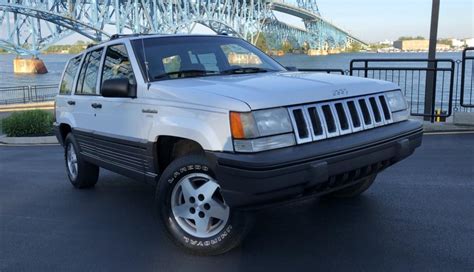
[156,135,206,173]
[58,123,72,146]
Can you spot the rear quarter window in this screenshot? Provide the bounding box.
[59,55,82,95]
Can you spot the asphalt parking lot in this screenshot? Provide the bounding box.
[1,133,473,271]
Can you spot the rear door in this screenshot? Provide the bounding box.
[72,48,104,133]
[55,55,82,125]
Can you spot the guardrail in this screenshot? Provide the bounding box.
[349,59,455,121]
[0,84,58,105]
[460,47,474,108]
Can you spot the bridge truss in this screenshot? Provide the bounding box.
[0,0,367,57]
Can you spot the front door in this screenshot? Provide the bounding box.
[91,43,155,180]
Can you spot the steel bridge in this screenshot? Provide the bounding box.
[0,0,368,57]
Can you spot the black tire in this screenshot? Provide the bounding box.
[64,133,99,189]
[327,175,377,198]
[155,155,252,255]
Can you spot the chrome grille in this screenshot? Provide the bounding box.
[288,94,393,144]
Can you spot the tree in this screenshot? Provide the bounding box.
[398,36,425,41]
[346,42,363,52]
[281,41,293,53]
[253,33,268,52]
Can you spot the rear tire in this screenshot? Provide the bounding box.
[327,175,377,198]
[64,133,99,189]
[155,155,252,255]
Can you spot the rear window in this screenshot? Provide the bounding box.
[59,55,82,95]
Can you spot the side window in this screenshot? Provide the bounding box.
[60,55,81,95]
[76,49,103,95]
[101,44,136,88]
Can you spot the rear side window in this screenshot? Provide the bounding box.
[76,49,103,95]
[59,56,81,95]
[101,44,136,88]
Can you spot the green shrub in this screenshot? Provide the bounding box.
[1,110,54,137]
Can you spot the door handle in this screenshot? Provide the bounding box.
[67,100,76,105]
[91,103,102,109]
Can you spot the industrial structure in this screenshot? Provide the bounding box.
[0,0,367,69]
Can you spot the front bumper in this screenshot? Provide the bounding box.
[206,120,423,209]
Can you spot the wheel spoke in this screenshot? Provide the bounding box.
[196,180,219,197]
[180,178,195,201]
[194,217,210,234]
[207,199,229,220]
[173,204,193,219]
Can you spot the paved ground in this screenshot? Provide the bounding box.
[0,133,473,272]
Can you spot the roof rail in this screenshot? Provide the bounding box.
[109,33,157,40]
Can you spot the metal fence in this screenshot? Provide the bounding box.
[0,84,58,105]
[0,52,473,120]
[460,47,474,108]
[349,58,455,119]
[298,53,473,120]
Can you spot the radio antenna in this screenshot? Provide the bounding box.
[141,37,151,84]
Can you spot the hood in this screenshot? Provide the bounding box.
[149,72,399,110]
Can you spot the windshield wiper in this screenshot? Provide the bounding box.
[221,67,270,75]
[153,69,210,79]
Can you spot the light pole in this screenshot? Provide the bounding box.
[424,0,440,122]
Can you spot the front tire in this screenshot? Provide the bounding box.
[156,155,252,255]
[64,133,99,189]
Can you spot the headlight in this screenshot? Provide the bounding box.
[386,90,408,112]
[386,90,409,122]
[230,108,295,152]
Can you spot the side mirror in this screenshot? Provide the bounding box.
[101,78,136,98]
[285,66,298,72]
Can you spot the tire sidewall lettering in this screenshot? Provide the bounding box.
[167,164,209,184]
[182,225,233,247]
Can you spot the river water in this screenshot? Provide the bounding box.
[0,52,464,87]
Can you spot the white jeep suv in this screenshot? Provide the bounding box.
[54,34,423,255]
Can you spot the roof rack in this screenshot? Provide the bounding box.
[109,33,157,40]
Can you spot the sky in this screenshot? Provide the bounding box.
[313,0,473,42]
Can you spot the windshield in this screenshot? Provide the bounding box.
[131,36,285,82]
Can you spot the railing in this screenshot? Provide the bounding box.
[460,47,474,108]
[0,84,58,105]
[1,55,473,118]
[349,59,455,120]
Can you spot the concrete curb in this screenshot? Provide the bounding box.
[422,122,474,132]
[0,135,58,145]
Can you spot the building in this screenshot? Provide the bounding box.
[449,39,464,48]
[393,40,429,51]
[465,38,474,47]
[393,39,451,51]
